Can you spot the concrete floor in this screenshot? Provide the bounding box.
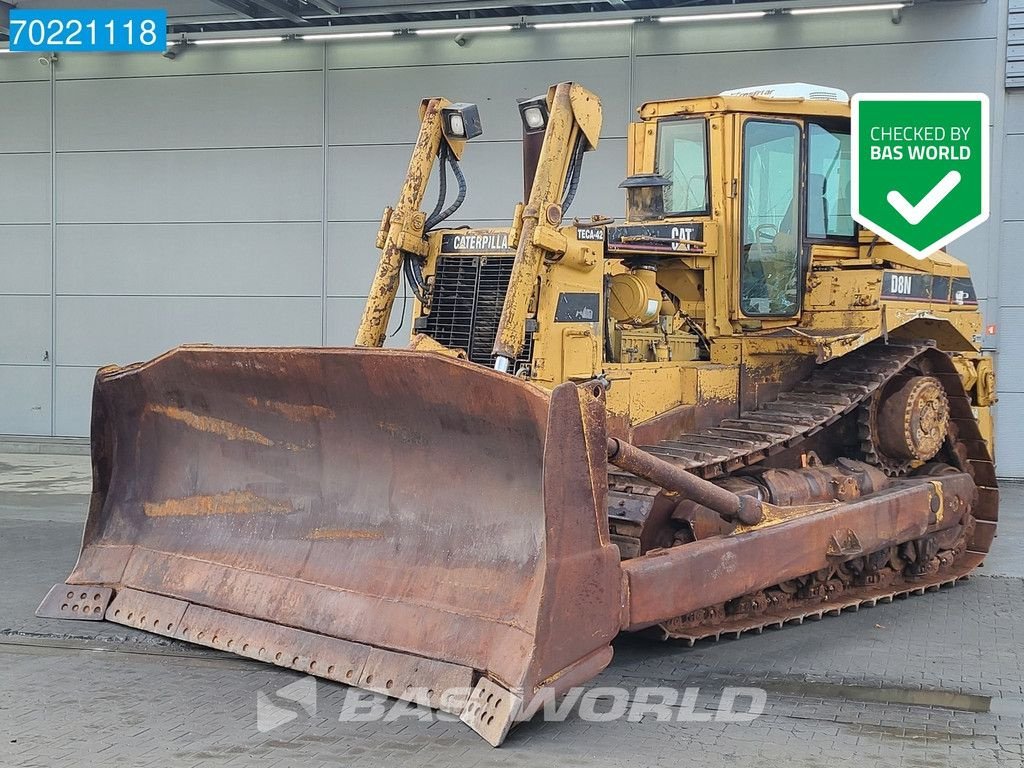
[1,453,1023,767]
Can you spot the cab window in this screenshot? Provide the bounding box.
[807,123,854,240]
[655,119,709,215]
[740,120,801,316]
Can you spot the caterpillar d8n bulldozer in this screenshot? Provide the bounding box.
[40,82,997,746]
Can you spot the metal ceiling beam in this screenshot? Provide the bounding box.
[312,0,613,13]
[249,0,308,24]
[304,0,342,13]
[209,0,264,19]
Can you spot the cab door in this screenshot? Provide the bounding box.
[737,117,804,319]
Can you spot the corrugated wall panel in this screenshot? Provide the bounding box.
[55,295,322,368]
[0,367,52,436]
[56,147,324,223]
[56,71,325,151]
[0,154,51,224]
[55,223,323,297]
[0,297,51,366]
[1,225,51,295]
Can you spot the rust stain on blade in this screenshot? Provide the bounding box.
[244,397,334,422]
[144,491,293,518]
[377,421,426,445]
[148,404,276,446]
[305,527,384,541]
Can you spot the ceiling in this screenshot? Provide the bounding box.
[1,1,781,39]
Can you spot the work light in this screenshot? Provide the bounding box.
[441,103,483,140]
[517,95,549,134]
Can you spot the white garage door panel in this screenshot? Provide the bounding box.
[327,58,629,145]
[0,225,51,294]
[56,147,323,223]
[0,82,50,153]
[0,366,51,436]
[328,139,625,222]
[56,45,323,80]
[326,221,385,298]
[0,154,51,224]
[632,39,996,104]
[0,296,50,366]
[56,223,323,297]
[0,56,50,83]
[998,223,1024,301]
[946,222,991,300]
[995,393,1024,477]
[56,71,324,152]
[53,365,95,438]
[326,28,630,70]
[56,296,322,367]
[1004,92,1024,135]
[1001,137,1024,221]
[994,307,1024,393]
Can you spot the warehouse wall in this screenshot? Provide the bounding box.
[0,1,1015,468]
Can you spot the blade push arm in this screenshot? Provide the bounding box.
[492,82,602,371]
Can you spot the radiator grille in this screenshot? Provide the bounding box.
[422,255,534,370]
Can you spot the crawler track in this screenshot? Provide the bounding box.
[608,340,998,642]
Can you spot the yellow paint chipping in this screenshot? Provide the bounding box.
[144,491,292,518]
[733,501,837,533]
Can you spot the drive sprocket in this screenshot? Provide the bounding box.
[861,373,950,476]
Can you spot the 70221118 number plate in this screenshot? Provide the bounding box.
[9,9,167,53]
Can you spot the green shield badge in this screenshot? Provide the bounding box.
[852,93,989,260]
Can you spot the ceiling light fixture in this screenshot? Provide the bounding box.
[300,30,396,40]
[658,11,768,23]
[789,3,908,15]
[534,18,636,30]
[192,36,284,45]
[414,25,513,36]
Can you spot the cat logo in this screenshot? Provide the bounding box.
[670,226,698,251]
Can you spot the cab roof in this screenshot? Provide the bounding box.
[638,94,851,121]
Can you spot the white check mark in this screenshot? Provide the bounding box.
[886,170,962,225]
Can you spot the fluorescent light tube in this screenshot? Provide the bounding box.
[414,25,513,36]
[193,36,284,45]
[300,30,397,40]
[790,3,907,15]
[658,11,768,23]
[535,18,635,29]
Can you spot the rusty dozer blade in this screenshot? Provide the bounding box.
[39,347,622,746]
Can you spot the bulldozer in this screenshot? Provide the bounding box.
[39,82,997,746]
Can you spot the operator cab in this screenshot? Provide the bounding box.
[633,83,855,323]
